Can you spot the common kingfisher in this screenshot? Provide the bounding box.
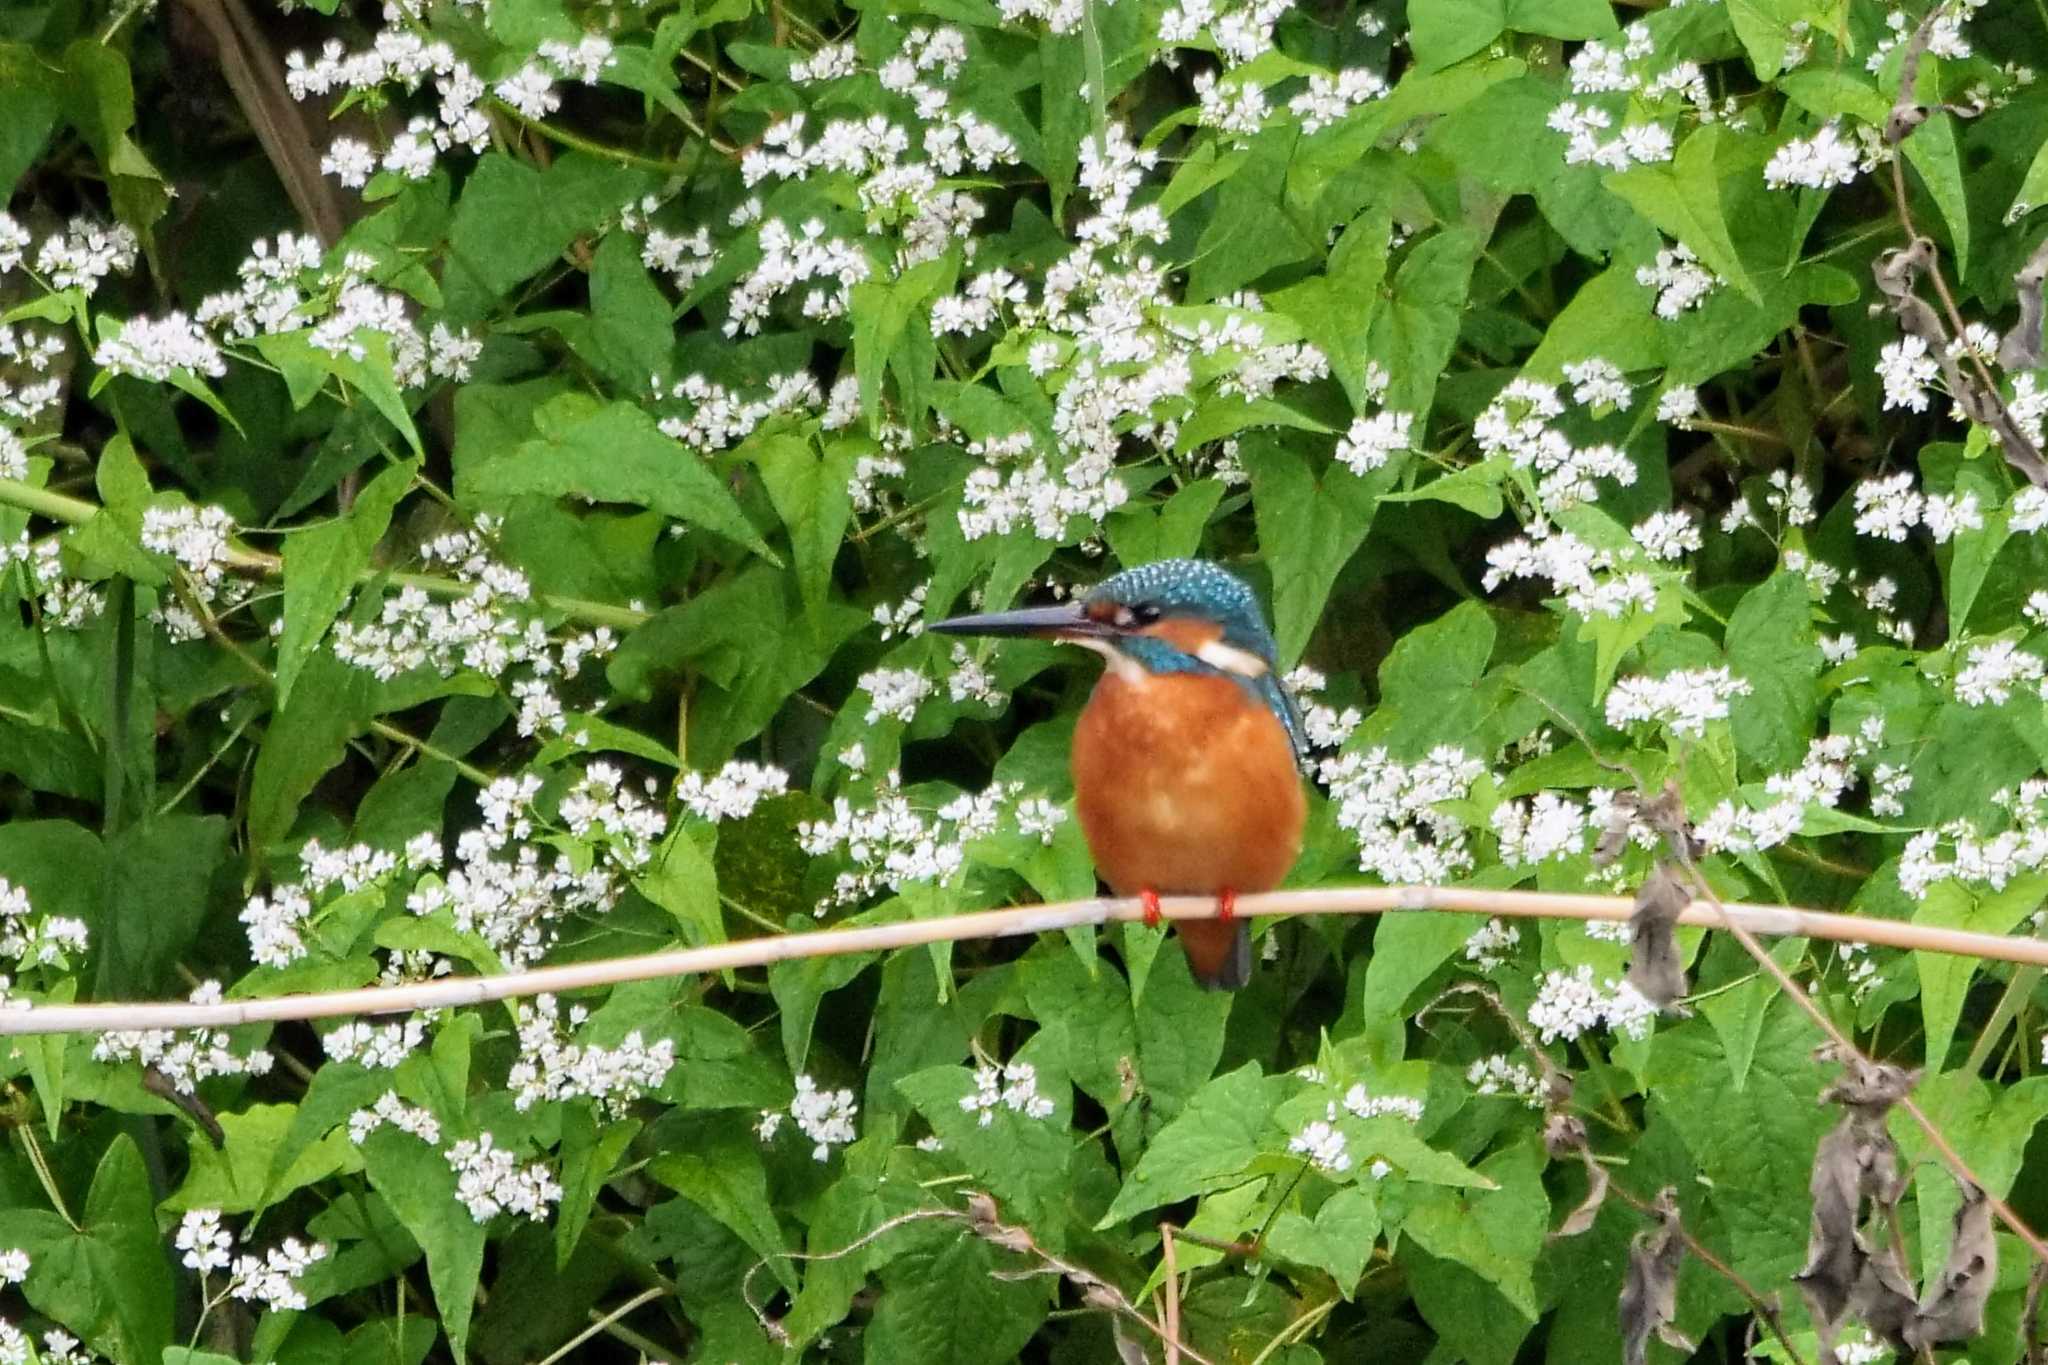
[933,559,1309,989]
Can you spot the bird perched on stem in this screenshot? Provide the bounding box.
[933,558,1308,989]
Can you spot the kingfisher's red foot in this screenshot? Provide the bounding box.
[1140,888,1162,929]
[1217,888,1237,922]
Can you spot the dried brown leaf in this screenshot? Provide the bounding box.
[1552,1146,1611,1241]
[1908,1182,1997,1349]
[1626,863,1691,1007]
[2000,238,2048,371]
[1620,1188,1691,1365]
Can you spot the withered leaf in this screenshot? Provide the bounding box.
[1626,862,1691,1007]
[1797,1055,1914,1336]
[1907,1182,1997,1350]
[1620,1188,1692,1365]
[1851,1233,1917,1347]
[1551,1146,1610,1241]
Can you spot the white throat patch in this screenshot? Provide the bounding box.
[1195,638,1270,678]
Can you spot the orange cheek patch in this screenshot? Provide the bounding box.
[1140,618,1222,655]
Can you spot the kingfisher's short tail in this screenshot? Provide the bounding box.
[1179,920,1251,991]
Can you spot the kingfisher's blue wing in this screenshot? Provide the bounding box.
[1251,672,1311,771]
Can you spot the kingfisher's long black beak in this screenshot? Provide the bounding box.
[928,602,1109,639]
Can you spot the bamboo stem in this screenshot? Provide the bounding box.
[4,884,2044,1035]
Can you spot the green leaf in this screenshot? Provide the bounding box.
[1914,873,2048,1071]
[1266,1185,1379,1291]
[556,1107,640,1270]
[1605,124,1760,303]
[1267,207,1392,410]
[1410,0,1617,72]
[1723,570,1820,773]
[1360,912,1487,1020]
[1098,1064,1292,1224]
[249,650,374,859]
[277,461,413,707]
[1901,106,1970,281]
[442,152,654,313]
[1104,480,1224,566]
[647,1113,793,1289]
[1643,1010,1833,1280]
[1245,435,1395,667]
[168,1103,357,1213]
[1396,1140,1546,1318]
[1372,226,1481,420]
[752,432,853,629]
[362,1127,486,1364]
[897,1044,1074,1233]
[0,1136,174,1364]
[95,814,227,997]
[635,824,723,947]
[460,394,776,562]
[861,1218,1047,1365]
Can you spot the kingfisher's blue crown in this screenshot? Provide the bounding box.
[1085,559,1280,662]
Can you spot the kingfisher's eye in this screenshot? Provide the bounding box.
[1127,603,1162,626]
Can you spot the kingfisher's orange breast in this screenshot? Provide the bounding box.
[1071,667,1307,897]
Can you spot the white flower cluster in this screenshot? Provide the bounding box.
[1334,410,1414,476]
[17,214,140,295]
[1483,520,1658,620]
[799,772,1037,909]
[1288,67,1389,134]
[241,834,439,969]
[1287,1119,1351,1174]
[788,1074,860,1160]
[176,1210,330,1312]
[1634,242,1722,318]
[1160,0,1292,67]
[1527,965,1658,1043]
[1604,666,1752,738]
[1474,376,1636,512]
[0,877,86,985]
[447,1134,564,1223]
[1283,667,1362,751]
[194,233,479,388]
[402,768,660,966]
[1463,917,1521,971]
[323,1017,426,1069]
[331,519,613,739]
[857,666,936,723]
[294,27,612,187]
[1875,336,1940,412]
[1696,720,1892,854]
[1851,470,1987,546]
[507,993,676,1118]
[1956,640,2048,707]
[960,1059,1057,1125]
[1490,792,1592,866]
[0,318,66,426]
[140,504,236,590]
[0,534,104,628]
[348,1091,443,1145]
[92,981,274,1095]
[1899,781,2048,900]
[1763,121,1878,191]
[654,371,822,454]
[1632,509,1701,561]
[676,760,791,822]
[1467,1055,1545,1108]
[93,312,226,383]
[1319,745,1487,884]
[1340,1082,1423,1122]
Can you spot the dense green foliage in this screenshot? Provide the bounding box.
[8,0,2048,1359]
